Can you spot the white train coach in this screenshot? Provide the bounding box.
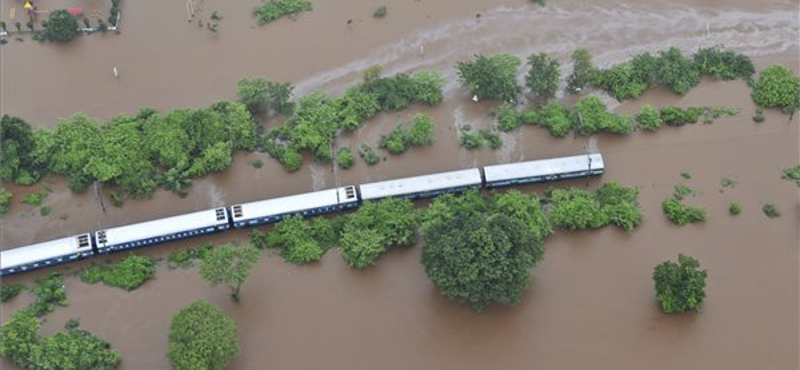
[359,168,483,201]
[230,186,359,228]
[483,153,604,187]
[1,234,95,276]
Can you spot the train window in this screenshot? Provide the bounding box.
[215,208,226,221]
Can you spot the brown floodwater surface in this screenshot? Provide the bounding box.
[1,0,798,369]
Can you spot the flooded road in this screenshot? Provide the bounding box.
[1,0,798,369]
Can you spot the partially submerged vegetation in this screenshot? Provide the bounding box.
[1,284,24,303]
[781,165,800,187]
[662,185,707,226]
[81,255,156,291]
[762,203,780,218]
[751,65,800,113]
[0,187,12,214]
[168,300,239,370]
[653,254,707,314]
[547,182,643,232]
[253,0,312,25]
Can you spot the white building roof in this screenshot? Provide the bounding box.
[483,153,604,183]
[359,169,483,201]
[1,235,92,270]
[100,208,227,247]
[232,187,358,222]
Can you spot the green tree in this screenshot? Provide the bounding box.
[28,322,121,370]
[662,198,707,226]
[336,147,355,169]
[236,77,295,115]
[409,70,446,105]
[548,187,607,230]
[751,65,800,113]
[654,47,699,95]
[187,141,233,177]
[40,114,103,191]
[265,215,327,264]
[571,95,632,135]
[42,10,79,42]
[1,283,24,302]
[692,47,755,80]
[339,226,386,269]
[636,105,662,131]
[491,190,552,242]
[167,300,240,370]
[339,198,418,268]
[406,113,435,146]
[1,115,40,184]
[0,311,39,368]
[535,101,572,137]
[422,212,543,312]
[456,53,522,102]
[199,244,260,301]
[565,48,596,94]
[653,254,707,314]
[525,53,560,97]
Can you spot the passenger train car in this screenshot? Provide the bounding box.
[0,153,604,276]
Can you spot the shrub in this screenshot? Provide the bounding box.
[39,206,52,216]
[752,107,765,123]
[536,102,573,137]
[253,0,312,25]
[406,113,435,146]
[266,215,327,264]
[1,284,24,303]
[548,188,607,230]
[379,126,408,154]
[762,203,780,218]
[525,53,560,96]
[662,198,707,226]
[660,106,702,126]
[250,159,264,169]
[729,202,742,215]
[0,187,12,214]
[681,172,691,179]
[594,62,649,100]
[373,6,387,18]
[496,103,521,132]
[596,182,643,231]
[654,47,700,95]
[751,65,800,113]
[571,95,632,135]
[636,105,662,131]
[653,254,707,314]
[339,198,418,269]
[409,71,446,106]
[42,10,79,42]
[28,274,68,317]
[359,144,380,165]
[21,190,48,206]
[480,129,502,149]
[336,148,355,169]
[693,47,755,80]
[80,255,156,291]
[720,177,737,189]
[781,165,800,186]
[459,127,484,149]
[672,184,694,201]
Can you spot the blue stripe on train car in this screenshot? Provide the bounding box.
[0,251,94,277]
[102,225,226,253]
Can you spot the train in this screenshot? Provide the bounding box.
[0,153,604,276]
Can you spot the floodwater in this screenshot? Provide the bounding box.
[1,0,798,369]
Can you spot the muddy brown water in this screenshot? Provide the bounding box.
[1,0,799,369]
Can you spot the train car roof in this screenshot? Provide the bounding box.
[359,168,483,201]
[99,208,227,246]
[483,153,604,183]
[1,235,92,270]
[232,187,358,222]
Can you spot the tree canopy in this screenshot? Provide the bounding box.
[43,10,79,42]
[199,244,260,301]
[525,53,560,97]
[420,190,550,311]
[339,197,418,269]
[456,53,522,102]
[751,65,800,113]
[167,300,240,370]
[653,254,707,314]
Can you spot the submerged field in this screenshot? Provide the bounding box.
[1,0,798,369]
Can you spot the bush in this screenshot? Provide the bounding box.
[672,184,694,201]
[548,188,607,230]
[594,62,649,100]
[80,255,156,291]
[28,274,68,317]
[751,65,800,113]
[379,126,408,154]
[359,144,380,165]
[373,6,387,18]
[762,203,780,218]
[660,106,702,126]
[496,103,521,132]
[459,127,484,149]
[0,187,11,214]
[536,102,573,137]
[525,53,560,97]
[1,284,24,303]
[39,206,52,216]
[480,129,503,149]
[662,198,707,226]
[336,147,355,169]
[42,10,79,42]
[654,47,700,95]
[729,202,742,215]
[653,254,707,314]
[339,198,418,269]
[253,0,312,25]
[571,95,632,135]
[409,71,446,106]
[265,215,327,264]
[781,165,800,186]
[456,53,522,102]
[752,107,765,123]
[406,113,435,146]
[250,159,264,169]
[636,105,662,131]
[692,47,755,80]
[21,190,49,206]
[596,182,643,232]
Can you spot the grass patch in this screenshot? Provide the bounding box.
[81,255,156,291]
[1,284,25,303]
[729,202,742,215]
[762,203,780,218]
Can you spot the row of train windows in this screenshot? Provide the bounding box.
[111,229,213,249]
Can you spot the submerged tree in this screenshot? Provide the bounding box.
[43,10,79,42]
[456,53,522,102]
[653,254,707,314]
[199,244,260,301]
[167,300,239,370]
[525,52,560,97]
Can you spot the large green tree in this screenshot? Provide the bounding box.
[456,53,522,102]
[199,244,260,301]
[339,197,418,269]
[565,48,596,94]
[653,254,707,314]
[167,301,240,370]
[422,212,543,312]
[1,115,40,185]
[43,10,79,42]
